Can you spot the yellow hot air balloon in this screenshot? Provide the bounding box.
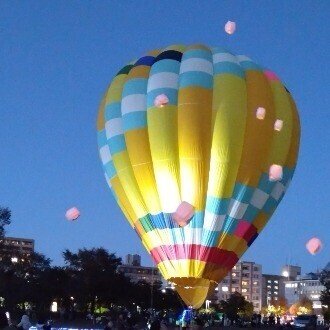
[96,44,300,308]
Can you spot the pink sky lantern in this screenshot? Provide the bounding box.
[269,164,283,181]
[256,107,266,120]
[173,201,195,227]
[306,237,323,255]
[154,94,169,108]
[274,119,283,131]
[224,21,236,35]
[65,207,80,221]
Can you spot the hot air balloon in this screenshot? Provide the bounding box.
[306,237,322,255]
[65,207,80,221]
[96,44,300,308]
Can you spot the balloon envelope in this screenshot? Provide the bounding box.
[97,44,300,308]
[306,237,322,255]
[65,207,80,221]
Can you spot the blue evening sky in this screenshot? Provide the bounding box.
[1,1,329,275]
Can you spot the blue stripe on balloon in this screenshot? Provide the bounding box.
[182,49,212,61]
[179,71,213,89]
[97,130,107,147]
[122,79,148,98]
[134,56,156,67]
[211,47,232,55]
[108,134,126,154]
[240,61,262,71]
[263,197,278,214]
[243,205,259,223]
[147,88,178,108]
[205,197,230,215]
[201,230,220,247]
[122,111,147,131]
[282,167,293,185]
[104,161,116,179]
[214,62,245,78]
[150,59,181,75]
[222,217,239,234]
[232,183,254,203]
[188,211,204,228]
[105,102,122,121]
[257,173,276,194]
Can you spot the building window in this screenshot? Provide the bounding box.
[253,281,258,286]
[222,286,229,292]
[243,273,250,278]
[242,281,248,286]
[267,280,271,283]
[253,267,259,271]
[242,289,248,293]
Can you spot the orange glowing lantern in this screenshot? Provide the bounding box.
[256,107,266,120]
[269,164,283,181]
[154,94,169,108]
[173,201,195,227]
[65,207,80,221]
[224,21,236,35]
[306,237,322,255]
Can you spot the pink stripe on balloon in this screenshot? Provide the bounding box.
[264,70,280,81]
[234,220,257,242]
[150,244,238,268]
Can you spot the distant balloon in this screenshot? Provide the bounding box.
[65,207,80,221]
[225,21,236,35]
[306,237,322,255]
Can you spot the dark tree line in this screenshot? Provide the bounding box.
[0,207,182,318]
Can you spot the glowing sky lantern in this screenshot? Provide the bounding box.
[97,44,300,308]
[256,107,266,120]
[154,94,169,108]
[225,21,236,35]
[274,119,284,131]
[173,201,195,227]
[269,164,283,181]
[65,207,80,221]
[306,237,322,255]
